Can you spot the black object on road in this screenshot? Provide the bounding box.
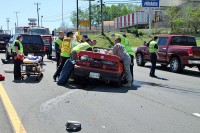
[1,59,13,64]
[57,60,75,86]
[65,120,81,132]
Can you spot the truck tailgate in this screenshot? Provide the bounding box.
[192,46,200,59]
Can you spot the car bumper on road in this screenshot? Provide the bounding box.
[74,66,123,82]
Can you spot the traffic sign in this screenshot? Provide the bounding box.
[78,20,89,26]
[142,0,160,7]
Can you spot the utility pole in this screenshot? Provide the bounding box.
[62,0,63,25]
[100,0,104,35]
[41,16,43,27]
[14,12,20,27]
[76,0,79,30]
[6,18,10,31]
[89,0,92,30]
[34,2,41,27]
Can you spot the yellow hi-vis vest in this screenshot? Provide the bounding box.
[149,40,158,53]
[55,38,63,49]
[12,40,24,55]
[61,38,71,57]
[115,34,134,56]
[72,42,91,53]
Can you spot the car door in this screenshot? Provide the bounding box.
[157,37,169,62]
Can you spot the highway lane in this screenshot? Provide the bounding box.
[0,52,200,133]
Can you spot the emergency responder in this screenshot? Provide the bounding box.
[111,33,134,82]
[12,35,24,80]
[148,36,159,77]
[112,37,132,87]
[70,38,93,60]
[80,34,88,43]
[53,31,74,81]
[55,31,65,68]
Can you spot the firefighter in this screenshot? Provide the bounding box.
[53,31,74,81]
[55,31,65,68]
[111,33,134,82]
[12,35,24,81]
[148,36,159,77]
[70,38,93,60]
[112,37,132,87]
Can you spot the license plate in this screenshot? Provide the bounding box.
[89,72,100,79]
[0,41,4,43]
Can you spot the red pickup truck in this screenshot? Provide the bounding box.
[135,35,200,73]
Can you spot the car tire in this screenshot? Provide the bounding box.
[136,53,145,66]
[170,57,183,73]
[5,49,11,60]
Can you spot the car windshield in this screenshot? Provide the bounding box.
[42,36,51,44]
[22,35,43,44]
[29,28,49,35]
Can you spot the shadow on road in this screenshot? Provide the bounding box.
[66,80,141,93]
[144,65,200,78]
[136,80,200,94]
[13,76,43,83]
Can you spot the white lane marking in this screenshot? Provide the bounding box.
[192,113,200,118]
[40,89,79,113]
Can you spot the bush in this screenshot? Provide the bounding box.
[138,31,143,36]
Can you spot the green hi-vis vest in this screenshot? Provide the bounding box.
[61,38,71,57]
[55,38,63,49]
[115,34,134,56]
[72,42,91,53]
[149,40,158,53]
[12,40,23,55]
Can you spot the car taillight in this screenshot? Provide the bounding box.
[43,46,46,51]
[188,49,193,56]
[102,61,118,71]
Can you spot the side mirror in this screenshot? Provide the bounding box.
[143,41,147,45]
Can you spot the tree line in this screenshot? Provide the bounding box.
[70,4,138,28]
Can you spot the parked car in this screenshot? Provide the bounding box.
[73,49,125,86]
[135,35,200,73]
[41,35,52,59]
[0,34,11,51]
[6,34,46,60]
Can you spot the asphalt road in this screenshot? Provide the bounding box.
[0,52,200,133]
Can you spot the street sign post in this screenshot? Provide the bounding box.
[142,0,159,36]
[142,0,160,7]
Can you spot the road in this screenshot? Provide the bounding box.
[0,52,200,133]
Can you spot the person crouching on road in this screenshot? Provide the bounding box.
[12,35,24,81]
[70,38,94,61]
[53,31,74,81]
[112,37,132,87]
[55,31,65,68]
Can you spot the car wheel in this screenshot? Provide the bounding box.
[136,53,145,66]
[5,49,11,60]
[170,57,183,73]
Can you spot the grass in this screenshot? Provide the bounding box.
[88,32,152,48]
[88,32,200,48]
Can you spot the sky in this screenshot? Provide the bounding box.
[0,0,140,33]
